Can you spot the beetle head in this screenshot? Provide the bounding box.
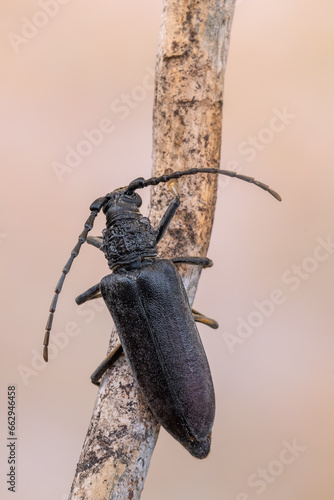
[102,187,143,227]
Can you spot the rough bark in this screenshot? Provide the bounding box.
[69,1,236,498]
[150,0,236,302]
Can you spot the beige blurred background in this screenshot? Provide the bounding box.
[1,0,333,499]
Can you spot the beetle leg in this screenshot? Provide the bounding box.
[90,344,124,386]
[156,197,180,243]
[156,174,181,243]
[75,283,102,305]
[86,235,103,249]
[192,309,218,329]
[171,256,213,268]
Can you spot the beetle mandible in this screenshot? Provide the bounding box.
[43,167,281,458]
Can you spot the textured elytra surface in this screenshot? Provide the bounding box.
[100,260,215,457]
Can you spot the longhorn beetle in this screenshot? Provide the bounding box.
[43,167,281,458]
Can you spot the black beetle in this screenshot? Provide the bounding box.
[43,167,280,458]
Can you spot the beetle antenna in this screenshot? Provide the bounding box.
[126,167,281,201]
[43,196,109,362]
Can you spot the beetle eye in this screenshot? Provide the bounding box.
[123,192,142,207]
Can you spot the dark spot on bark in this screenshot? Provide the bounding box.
[119,380,134,396]
[171,41,179,53]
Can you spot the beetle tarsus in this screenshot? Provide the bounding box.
[167,174,180,200]
[192,310,219,329]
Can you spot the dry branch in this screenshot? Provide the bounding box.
[69,1,236,498]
